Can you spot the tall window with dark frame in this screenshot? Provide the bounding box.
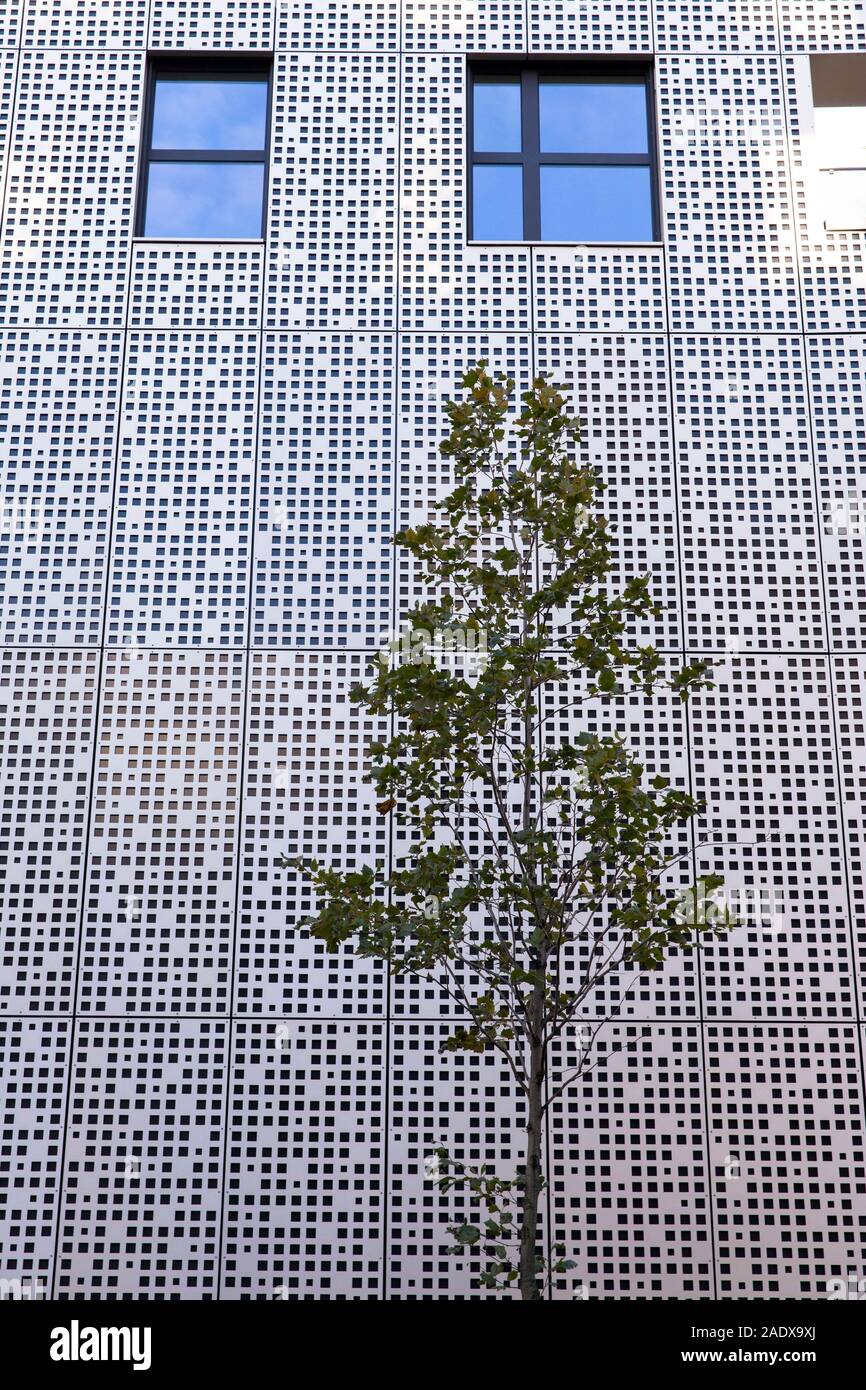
[139,58,271,238]
[469,64,657,242]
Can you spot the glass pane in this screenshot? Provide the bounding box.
[472,165,523,240]
[144,161,265,237]
[152,78,268,150]
[539,81,648,153]
[540,166,653,241]
[473,81,522,152]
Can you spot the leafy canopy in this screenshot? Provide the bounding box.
[282,365,732,1074]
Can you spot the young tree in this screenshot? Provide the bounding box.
[282,365,733,1300]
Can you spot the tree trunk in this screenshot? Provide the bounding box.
[519,986,545,1300]
[519,633,545,1300]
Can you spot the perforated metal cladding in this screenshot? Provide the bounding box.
[280,0,400,52]
[129,245,265,332]
[1,0,865,1302]
[530,0,651,53]
[656,2,778,52]
[779,0,866,50]
[834,656,866,1016]
[108,333,258,647]
[691,658,853,1022]
[535,334,680,650]
[387,1022,526,1299]
[237,652,387,1017]
[0,48,18,200]
[404,0,524,51]
[255,334,394,647]
[149,0,274,50]
[673,334,824,652]
[1,47,142,328]
[548,1025,713,1300]
[79,651,244,1015]
[707,1025,866,1299]
[541,667,698,1023]
[0,1017,69,1291]
[223,1020,385,1299]
[658,55,800,332]
[0,332,122,644]
[805,336,866,646]
[0,650,97,1014]
[533,250,668,333]
[0,5,22,49]
[266,53,398,330]
[54,1019,227,1299]
[22,2,148,48]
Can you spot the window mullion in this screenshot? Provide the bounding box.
[522,69,540,242]
[149,149,265,163]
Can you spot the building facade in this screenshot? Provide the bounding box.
[1,0,866,1300]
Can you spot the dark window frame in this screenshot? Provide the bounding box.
[467,58,659,243]
[137,52,273,239]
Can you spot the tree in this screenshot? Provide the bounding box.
[281,365,733,1300]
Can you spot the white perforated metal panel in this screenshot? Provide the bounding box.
[54,1019,227,1299]
[1,48,142,328]
[0,331,122,643]
[0,650,98,1013]
[237,651,388,1017]
[23,1,148,49]
[0,1018,69,1294]
[80,651,244,1015]
[531,0,651,54]
[108,332,259,647]
[707,1024,865,1298]
[0,0,864,1303]
[223,1019,385,1299]
[149,0,274,50]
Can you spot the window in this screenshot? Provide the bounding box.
[139,57,271,238]
[469,63,657,243]
[810,54,866,232]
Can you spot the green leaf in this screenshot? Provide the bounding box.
[455,1224,481,1246]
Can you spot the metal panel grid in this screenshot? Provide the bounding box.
[0,331,123,644]
[531,1,652,54]
[778,0,866,51]
[22,2,149,49]
[107,332,259,647]
[657,54,801,333]
[548,1024,714,1300]
[0,1017,70,1295]
[656,2,778,52]
[0,47,143,328]
[236,651,388,1017]
[672,334,824,652]
[0,5,23,49]
[254,333,395,648]
[222,1019,385,1299]
[280,0,400,52]
[0,0,864,1303]
[149,1,275,50]
[53,1019,227,1299]
[0,649,98,1014]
